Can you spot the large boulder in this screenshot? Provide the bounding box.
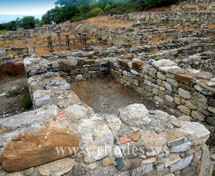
[119,104,151,128]
[0,122,79,172]
[78,115,114,163]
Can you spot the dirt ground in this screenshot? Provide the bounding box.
[81,15,137,28]
[70,77,165,115]
[0,77,30,118]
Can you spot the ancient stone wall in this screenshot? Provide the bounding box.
[0,54,213,175]
[110,59,215,122]
[0,0,215,175]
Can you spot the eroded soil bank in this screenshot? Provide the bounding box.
[70,76,165,115]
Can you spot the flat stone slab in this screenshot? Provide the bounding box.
[1,122,79,172]
[177,121,210,145]
[170,155,193,172]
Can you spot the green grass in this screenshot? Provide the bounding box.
[0,30,7,34]
[154,56,163,61]
[7,88,21,97]
[177,55,183,60]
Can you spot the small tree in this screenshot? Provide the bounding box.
[19,16,35,29]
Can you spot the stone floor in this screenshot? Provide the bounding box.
[70,76,165,115]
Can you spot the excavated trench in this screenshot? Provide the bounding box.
[70,76,166,115]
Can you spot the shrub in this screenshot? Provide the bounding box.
[104,4,112,13]
[125,8,135,13]
[90,7,104,17]
[7,88,21,97]
[144,0,179,9]
[154,56,162,61]
[0,30,7,34]
[21,88,32,109]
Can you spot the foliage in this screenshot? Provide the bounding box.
[7,88,21,97]
[0,30,7,34]
[144,0,178,9]
[154,56,162,61]
[104,4,112,13]
[6,83,32,109]
[90,7,104,17]
[20,87,32,109]
[0,16,41,31]
[0,0,181,30]
[177,55,183,59]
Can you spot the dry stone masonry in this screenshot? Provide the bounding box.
[0,49,213,175]
[0,0,215,175]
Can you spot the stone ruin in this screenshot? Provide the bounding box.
[0,0,215,175]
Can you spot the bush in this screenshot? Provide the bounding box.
[104,4,112,13]
[144,0,179,9]
[0,30,7,34]
[21,88,32,109]
[154,56,162,61]
[110,8,118,15]
[90,7,104,17]
[7,88,21,97]
[125,8,135,13]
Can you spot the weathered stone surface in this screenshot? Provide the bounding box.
[132,61,143,70]
[178,105,191,115]
[152,60,176,68]
[75,74,83,81]
[104,114,122,136]
[0,105,58,132]
[170,141,191,153]
[33,90,51,108]
[119,104,151,128]
[142,157,156,165]
[163,82,172,93]
[84,166,116,176]
[165,129,185,147]
[119,60,129,67]
[177,121,210,145]
[175,74,192,84]
[208,98,215,107]
[7,172,23,176]
[185,101,197,110]
[1,123,79,172]
[160,153,181,168]
[70,165,87,176]
[142,130,167,156]
[191,92,208,109]
[170,155,193,172]
[77,115,114,163]
[23,168,35,176]
[191,111,205,121]
[102,157,115,167]
[57,104,93,131]
[178,88,191,99]
[157,72,166,80]
[199,144,214,176]
[38,158,75,176]
[208,106,215,114]
[167,137,186,147]
[121,164,153,175]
